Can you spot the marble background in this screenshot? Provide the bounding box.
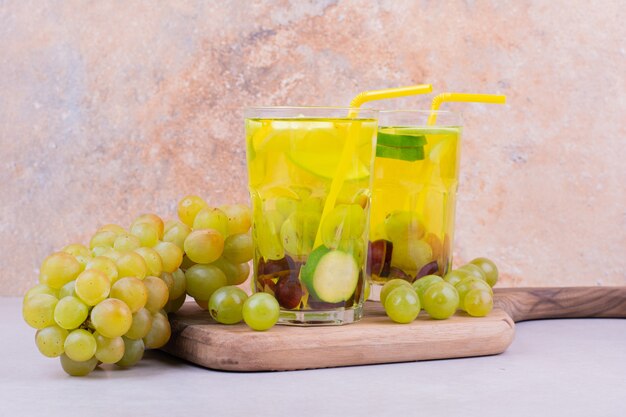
[1,0,625,295]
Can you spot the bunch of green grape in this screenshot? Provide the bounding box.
[22,213,185,376]
[168,196,279,331]
[381,257,498,323]
[168,196,250,301]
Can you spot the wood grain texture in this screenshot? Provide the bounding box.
[494,287,626,322]
[163,287,626,372]
[163,301,515,371]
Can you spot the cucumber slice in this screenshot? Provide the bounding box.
[376,144,424,162]
[301,246,359,303]
[377,131,427,147]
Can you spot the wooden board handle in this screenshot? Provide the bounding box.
[494,287,626,322]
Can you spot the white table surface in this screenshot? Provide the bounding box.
[2,297,625,417]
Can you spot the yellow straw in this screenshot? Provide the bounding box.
[427,93,506,125]
[313,84,433,248]
[350,84,433,109]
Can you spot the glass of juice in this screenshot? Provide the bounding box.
[245,107,378,325]
[367,110,462,286]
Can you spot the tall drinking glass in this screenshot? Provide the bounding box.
[245,107,378,325]
[367,110,462,286]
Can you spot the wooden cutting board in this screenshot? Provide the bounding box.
[162,287,626,371]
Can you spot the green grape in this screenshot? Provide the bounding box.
[59,281,77,298]
[321,204,366,248]
[292,186,313,199]
[390,239,433,273]
[412,275,444,303]
[116,337,144,368]
[222,233,254,264]
[443,269,469,287]
[60,353,98,376]
[125,308,153,340]
[35,325,68,357]
[53,296,88,329]
[74,255,91,272]
[39,252,82,289]
[208,286,248,324]
[280,211,320,256]
[266,209,286,230]
[242,293,280,331]
[24,284,58,300]
[384,286,421,324]
[113,233,141,252]
[464,289,494,317]
[115,251,148,280]
[209,258,238,284]
[193,207,229,236]
[62,243,92,259]
[86,256,119,283]
[164,293,186,313]
[253,211,284,261]
[300,196,325,213]
[455,277,493,311]
[97,224,126,235]
[75,269,111,306]
[94,332,125,364]
[458,264,488,282]
[163,221,191,250]
[384,211,425,243]
[91,298,133,338]
[380,279,413,306]
[96,247,122,262]
[89,230,117,249]
[337,238,365,266]
[275,197,298,218]
[143,276,169,313]
[164,218,181,234]
[143,312,171,349]
[132,214,165,239]
[110,277,147,313]
[193,298,207,310]
[184,229,224,264]
[220,204,252,235]
[153,241,184,273]
[470,257,499,287]
[23,293,58,329]
[131,221,160,248]
[160,271,174,294]
[234,262,250,285]
[64,329,97,362]
[422,282,460,319]
[169,269,186,299]
[178,195,208,227]
[134,247,163,277]
[185,264,227,301]
[180,255,196,271]
[363,278,371,301]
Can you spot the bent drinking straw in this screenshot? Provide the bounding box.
[313,84,433,248]
[427,93,506,125]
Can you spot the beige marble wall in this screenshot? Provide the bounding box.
[1,0,625,295]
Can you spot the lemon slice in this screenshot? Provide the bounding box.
[288,151,370,181]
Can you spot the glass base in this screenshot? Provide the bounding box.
[278,303,364,326]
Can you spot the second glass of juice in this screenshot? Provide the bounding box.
[368,110,462,285]
[245,107,378,325]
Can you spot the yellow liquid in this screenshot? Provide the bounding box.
[245,118,377,313]
[369,126,462,283]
